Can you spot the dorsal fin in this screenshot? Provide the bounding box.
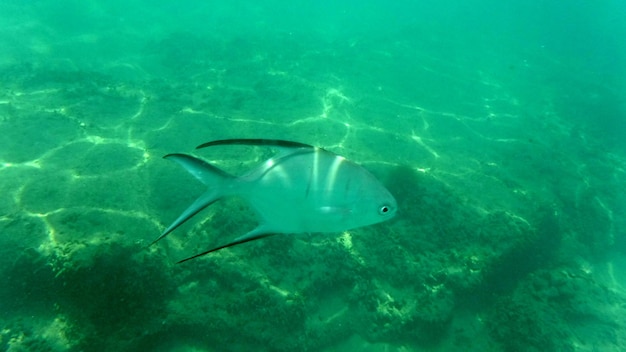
[196,139,315,150]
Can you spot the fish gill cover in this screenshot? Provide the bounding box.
[0,0,625,351]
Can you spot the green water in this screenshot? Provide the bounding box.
[1,1,625,351]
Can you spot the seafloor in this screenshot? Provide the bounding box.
[1,2,625,352]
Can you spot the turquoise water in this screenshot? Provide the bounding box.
[1,1,625,351]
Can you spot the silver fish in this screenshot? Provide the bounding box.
[153,139,397,263]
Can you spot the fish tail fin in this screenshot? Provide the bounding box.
[164,153,235,187]
[151,153,236,245]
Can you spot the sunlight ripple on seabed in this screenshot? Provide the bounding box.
[1,15,625,349]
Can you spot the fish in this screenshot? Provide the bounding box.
[153,139,397,263]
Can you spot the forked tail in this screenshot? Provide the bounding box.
[151,153,236,245]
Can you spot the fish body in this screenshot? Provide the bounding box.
[154,139,397,263]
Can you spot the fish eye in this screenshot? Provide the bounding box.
[379,205,391,215]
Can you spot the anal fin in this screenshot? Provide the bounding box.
[177,229,276,263]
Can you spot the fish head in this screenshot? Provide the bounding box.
[354,182,397,226]
[335,168,397,230]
